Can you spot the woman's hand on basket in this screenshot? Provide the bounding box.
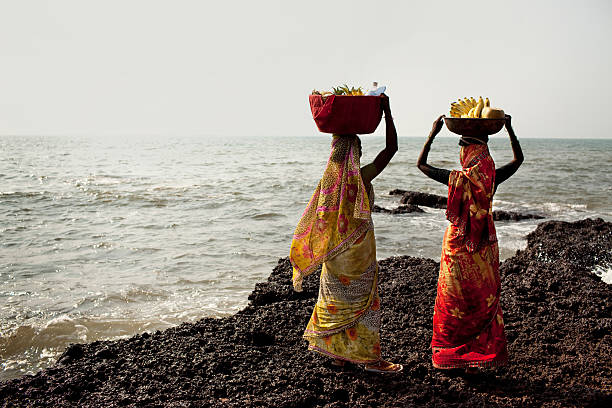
[380,94,391,117]
[505,114,517,138]
[428,115,445,141]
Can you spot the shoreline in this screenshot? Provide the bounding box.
[1,218,611,407]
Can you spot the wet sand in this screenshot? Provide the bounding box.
[1,218,610,407]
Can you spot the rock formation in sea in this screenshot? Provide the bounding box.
[396,190,448,209]
[387,190,545,222]
[492,210,545,221]
[372,204,424,214]
[1,219,610,407]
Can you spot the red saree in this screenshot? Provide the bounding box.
[431,144,508,369]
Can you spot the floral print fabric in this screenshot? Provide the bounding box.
[290,135,371,292]
[305,227,381,363]
[446,143,497,252]
[432,144,508,369]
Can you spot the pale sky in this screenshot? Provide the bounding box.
[1,0,611,138]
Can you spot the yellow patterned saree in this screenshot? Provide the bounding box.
[290,135,381,363]
[304,227,381,363]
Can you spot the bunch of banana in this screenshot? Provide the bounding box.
[333,84,364,96]
[449,96,490,118]
[312,85,364,96]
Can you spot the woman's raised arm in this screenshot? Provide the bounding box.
[363,94,398,184]
[495,115,524,186]
[417,115,451,186]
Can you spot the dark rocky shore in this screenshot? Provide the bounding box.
[1,219,611,407]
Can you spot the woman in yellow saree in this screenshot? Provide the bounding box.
[290,95,402,373]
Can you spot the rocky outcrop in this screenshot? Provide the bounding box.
[397,191,447,209]
[390,190,546,222]
[372,204,424,214]
[1,219,610,407]
[492,210,545,221]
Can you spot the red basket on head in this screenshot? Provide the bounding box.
[309,94,383,135]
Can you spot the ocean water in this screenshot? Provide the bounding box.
[1,134,611,380]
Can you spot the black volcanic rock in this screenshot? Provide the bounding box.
[493,210,545,221]
[373,204,425,214]
[392,190,546,222]
[398,191,448,209]
[1,219,610,407]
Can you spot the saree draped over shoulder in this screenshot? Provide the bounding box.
[290,135,381,363]
[432,143,509,369]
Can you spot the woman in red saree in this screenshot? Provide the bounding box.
[417,114,523,372]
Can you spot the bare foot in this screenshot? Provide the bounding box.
[364,360,403,373]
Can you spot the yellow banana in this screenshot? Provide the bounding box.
[474,97,484,118]
[455,101,470,114]
[485,97,490,107]
[450,107,463,117]
[451,102,466,115]
[468,107,476,118]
